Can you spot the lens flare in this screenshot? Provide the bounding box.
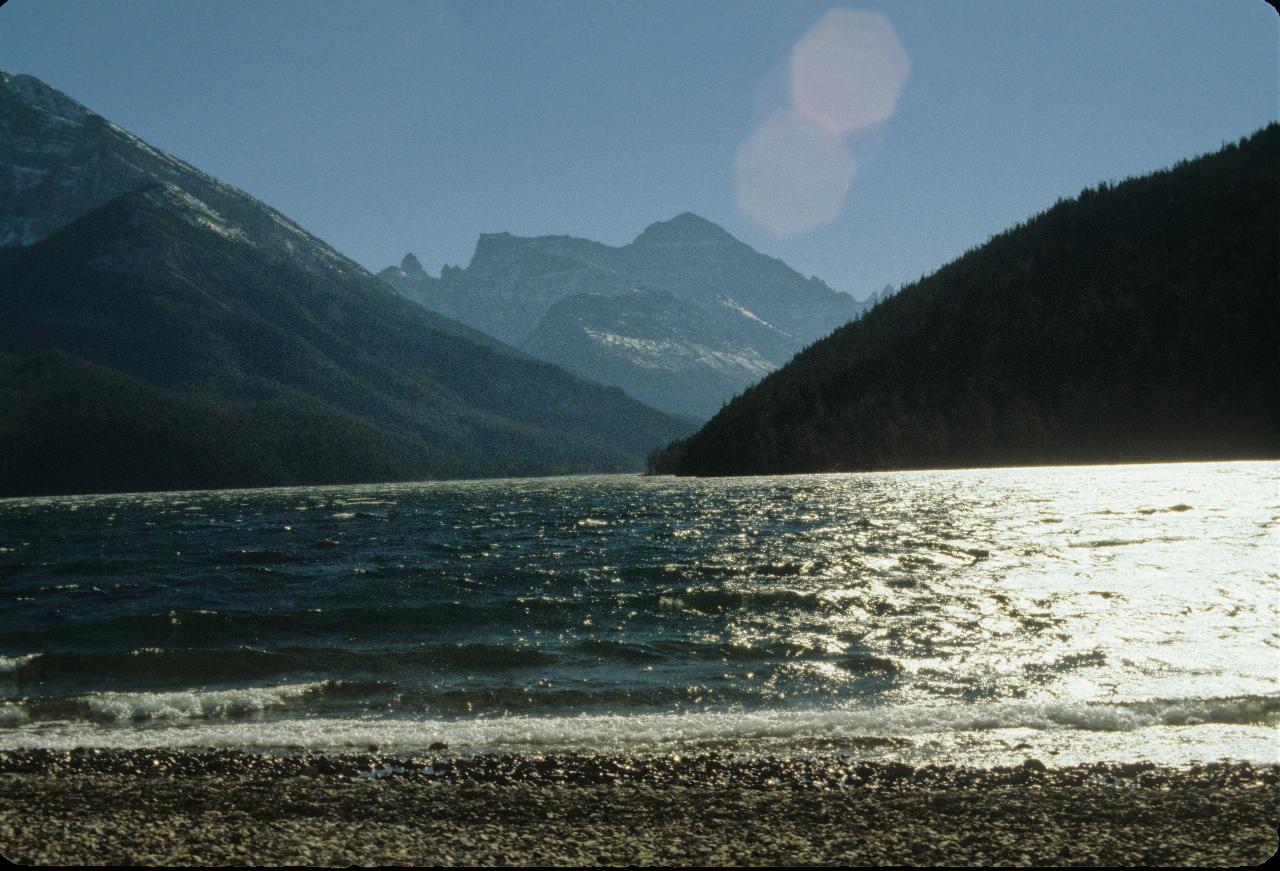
[734,110,856,237]
[791,9,910,135]
[735,9,910,235]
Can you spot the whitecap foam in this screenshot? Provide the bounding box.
[0,654,38,673]
[81,681,328,722]
[3,694,1276,764]
[0,703,29,727]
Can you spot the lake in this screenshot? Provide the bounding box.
[1,460,1276,766]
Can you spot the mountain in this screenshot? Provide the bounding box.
[0,350,437,496]
[652,125,1280,476]
[0,71,349,274]
[379,213,868,419]
[378,252,439,301]
[0,72,695,496]
[524,288,796,418]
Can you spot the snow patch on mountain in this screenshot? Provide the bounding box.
[145,184,250,244]
[717,295,785,333]
[583,328,777,378]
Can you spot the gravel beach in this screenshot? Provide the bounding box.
[0,750,1276,866]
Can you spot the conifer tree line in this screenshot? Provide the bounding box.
[652,125,1279,476]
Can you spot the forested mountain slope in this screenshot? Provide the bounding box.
[0,72,694,496]
[654,125,1279,476]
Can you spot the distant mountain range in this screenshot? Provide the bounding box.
[379,214,869,418]
[0,71,695,496]
[653,125,1280,475]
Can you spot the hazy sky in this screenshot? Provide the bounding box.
[1,0,1275,298]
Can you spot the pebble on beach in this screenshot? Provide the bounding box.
[1,749,1277,866]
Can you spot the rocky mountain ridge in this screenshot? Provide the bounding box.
[381,212,871,418]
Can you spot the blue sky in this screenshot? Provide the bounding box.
[1,0,1275,299]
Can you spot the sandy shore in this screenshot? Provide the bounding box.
[1,749,1276,866]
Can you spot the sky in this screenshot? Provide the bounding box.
[0,0,1276,299]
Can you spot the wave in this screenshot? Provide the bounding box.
[0,682,762,726]
[1068,536,1190,549]
[567,637,875,664]
[656,587,831,614]
[82,682,333,722]
[0,654,38,673]
[4,681,337,726]
[215,549,307,565]
[1,602,513,649]
[0,638,907,699]
[0,644,557,689]
[2,694,1277,756]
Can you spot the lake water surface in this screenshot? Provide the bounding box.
[1,461,1276,766]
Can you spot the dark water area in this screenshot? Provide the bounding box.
[1,463,1276,764]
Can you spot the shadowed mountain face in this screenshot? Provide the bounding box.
[0,71,349,273]
[654,125,1280,476]
[379,213,867,419]
[0,72,695,496]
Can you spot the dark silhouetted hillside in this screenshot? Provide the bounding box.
[0,351,449,496]
[655,125,1280,476]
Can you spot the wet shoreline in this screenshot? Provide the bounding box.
[2,750,1277,865]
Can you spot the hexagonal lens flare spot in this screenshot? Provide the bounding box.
[734,9,909,236]
[734,109,857,237]
[791,9,910,135]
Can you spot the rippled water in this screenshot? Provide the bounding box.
[1,461,1276,765]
